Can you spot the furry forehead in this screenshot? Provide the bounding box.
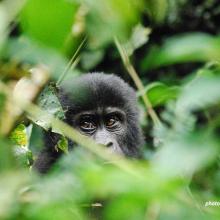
[61,73,137,111]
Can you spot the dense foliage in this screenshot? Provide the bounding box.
[0,0,220,219]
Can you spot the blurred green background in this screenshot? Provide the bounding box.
[0,0,220,219]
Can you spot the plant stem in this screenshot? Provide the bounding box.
[114,37,161,126]
[56,36,87,86]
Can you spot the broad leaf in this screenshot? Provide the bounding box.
[141,33,220,70]
[139,82,180,107]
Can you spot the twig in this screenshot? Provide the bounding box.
[56,36,87,86]
[114,37,161,126]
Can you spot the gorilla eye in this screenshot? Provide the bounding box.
[105,115,119,128]
[79,116,96,132]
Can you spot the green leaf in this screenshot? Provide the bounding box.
[81,49,104,70]
[31,83,65,132]
[139,82,180,107]
[10,124,27,147]
[55,136,68,154]
[176,76,220,114]
[10,124,34,167]
[196,61,220,77]
[123,24,151,56]
[0,138,15,171]
[152,131,218,177]
[14,147,34,167]
[141,33,220,71]
[0,93,6,115]
[20,0,78,50]
[1,36,80,80]
[145,0,168,24]
[82,0,141,47]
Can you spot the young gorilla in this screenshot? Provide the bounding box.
[34,73,144,173]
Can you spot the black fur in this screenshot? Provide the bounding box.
[34,73,144,173]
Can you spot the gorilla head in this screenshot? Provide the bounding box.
[34,73,144,173]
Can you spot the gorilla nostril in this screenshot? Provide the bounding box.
[106,142,113,148]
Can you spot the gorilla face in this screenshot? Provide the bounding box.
[73,107,126,155]
[34,72,144,173]
[61,72,144,157]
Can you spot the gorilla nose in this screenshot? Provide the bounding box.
[97,141,113,148]
[106,142,113,148]
[95,138,114,148]
[94,132,114,147]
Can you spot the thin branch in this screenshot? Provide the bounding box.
[56,36,87,86]
[114,37,161,126]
